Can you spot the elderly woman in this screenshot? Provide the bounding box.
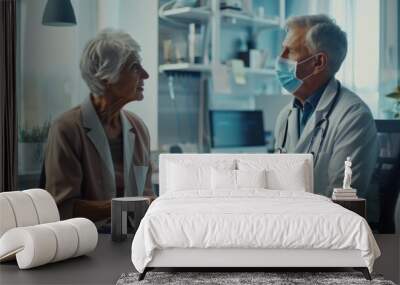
[44,29,154,222]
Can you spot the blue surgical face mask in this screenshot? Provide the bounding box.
[275,55,316,93]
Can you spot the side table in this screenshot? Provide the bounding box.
[332,198,366,218]
[111,197,150,242]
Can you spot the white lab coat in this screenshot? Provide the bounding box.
[274,78,378,197]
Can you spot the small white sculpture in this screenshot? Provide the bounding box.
[342,156,353,189]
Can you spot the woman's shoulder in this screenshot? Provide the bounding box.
[123,110,143,123]
[123,110,146,127]
[122,110,149,137]
[51,106,82,132]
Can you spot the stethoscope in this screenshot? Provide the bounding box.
[277,81,341,165]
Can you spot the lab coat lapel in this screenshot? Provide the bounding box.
[121,110,136,196]
[295,78,339,152]
[81,98,116,195]
[295,111,322,152]
[287,106,300,151]
[314,78,339,115]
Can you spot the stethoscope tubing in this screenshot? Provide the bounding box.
[279,81,342,166]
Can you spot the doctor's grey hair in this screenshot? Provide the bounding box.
[80,28,141,97]
[285,14,347,76]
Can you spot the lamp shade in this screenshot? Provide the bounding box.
[42,0,77,26]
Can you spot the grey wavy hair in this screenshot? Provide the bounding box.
[285,14,347,76]
[80,28,141,97]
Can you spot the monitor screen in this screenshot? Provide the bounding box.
[210,110,265,148]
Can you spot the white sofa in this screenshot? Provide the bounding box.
[0,189,98,269]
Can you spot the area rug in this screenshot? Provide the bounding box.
[116,271,396,285]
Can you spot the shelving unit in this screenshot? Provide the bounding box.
[220,10,280,29]
[158,0,286,151]
[159,63,211,73]
[159,1,284,25]
[158,0,285,73]
[159,6,211,23]
[244,67,276,76]
[159,63,276,76]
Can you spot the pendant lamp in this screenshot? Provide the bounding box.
[42,0,77,26]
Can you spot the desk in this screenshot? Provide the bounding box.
[0,234,133,285]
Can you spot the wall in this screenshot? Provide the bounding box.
[18,0,97,130]
[285,0,310,17]
[157,1,201,149]
[119,0,159,151]
[67,0,160,150]
[97,0,120,30]
[74,0,98,105]
[158,74,201,148]
[255,94,292,133]
[378,0,399,118]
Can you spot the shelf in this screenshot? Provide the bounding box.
[244,67,275,76]
[160,7,211,23]
[221,10,280,29]
[159,63,211,73]
[160,7,280,28]
[159,63,275,76]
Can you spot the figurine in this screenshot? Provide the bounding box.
[342,157,352,189]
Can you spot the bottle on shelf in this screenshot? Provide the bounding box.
[188,23,203,64]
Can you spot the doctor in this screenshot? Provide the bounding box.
[274,14,378,197]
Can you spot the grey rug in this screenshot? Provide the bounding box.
[116,271,396,285]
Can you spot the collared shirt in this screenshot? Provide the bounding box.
[293,82,329,137]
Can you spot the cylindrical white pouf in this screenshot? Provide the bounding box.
[0,192,39,227]
[0,196,17,237]
[23,189,60,224]
[65,218,98,257]
[42,221,79,262]
[0,226,57,269]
